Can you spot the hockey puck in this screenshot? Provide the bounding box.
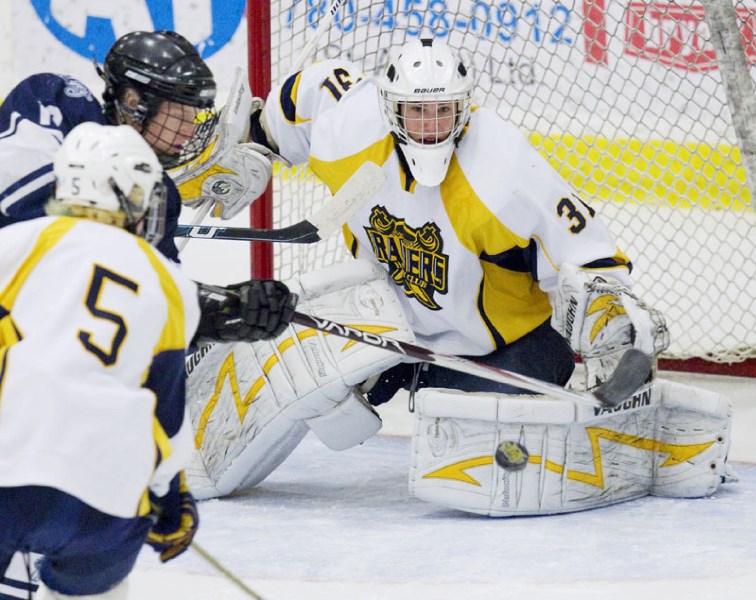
[495,441,529,471]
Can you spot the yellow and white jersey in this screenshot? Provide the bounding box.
[265,61,631,355]
[0,216,200,518]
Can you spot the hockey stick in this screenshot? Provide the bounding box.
[289,0,350,76]
[175,160,385,243]
[176,200,214,252]
[191,542,265,600]
[173,66,258,253]
[291,312,652,408]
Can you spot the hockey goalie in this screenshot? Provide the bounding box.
[183,259,736,516]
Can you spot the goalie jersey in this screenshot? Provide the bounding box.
[0,73,182,261]
[263,60,632,355]
[0,216,199,519]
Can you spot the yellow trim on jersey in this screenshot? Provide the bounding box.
[440,156,552,344]
[307,136,395,257]
[134,241,189,516]
[342,224,359,257]
[0,347,9,405]
[0,314,21,348]
[0,218,76,407]
[153,415,172,464]
[308,135,395,193]
[280,71,311,125]
[136,239,186,355]
[133,415,174,517]
[0,217,78,312]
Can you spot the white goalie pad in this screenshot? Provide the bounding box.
[550,263,669,389]
[409,378,733,517]
[186,259,415,499]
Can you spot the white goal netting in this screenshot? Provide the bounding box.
[251,0,756,367]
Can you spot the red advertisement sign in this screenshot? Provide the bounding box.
[585,1,756,71]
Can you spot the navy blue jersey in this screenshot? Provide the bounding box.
[0,73,180,262]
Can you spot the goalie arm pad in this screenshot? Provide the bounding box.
[409,379,733,517]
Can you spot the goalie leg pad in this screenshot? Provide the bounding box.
[649,379,733,498]
[410,379,733,516]
[186,260,414,498]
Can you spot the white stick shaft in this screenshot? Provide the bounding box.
[191,542,264,599]
[176,200,214,252]
[288,0,349,76]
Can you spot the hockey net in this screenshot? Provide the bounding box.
[247,0,756,375]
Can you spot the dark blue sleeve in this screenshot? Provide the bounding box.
[157,176,182,263]
[143,349,187,439]
[0,74,105,226]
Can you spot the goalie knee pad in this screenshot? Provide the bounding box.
[409,379,733,516]
[186,260,414,498]
[305,390,382,451]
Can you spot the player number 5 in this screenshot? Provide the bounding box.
[78,265,139,366]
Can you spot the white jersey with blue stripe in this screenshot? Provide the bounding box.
[0,216,199,519]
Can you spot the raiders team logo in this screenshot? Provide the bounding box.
[364,206,448,310]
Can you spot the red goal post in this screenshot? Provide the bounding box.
[246,0,756,376]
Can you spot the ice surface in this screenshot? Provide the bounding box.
[133,428,756,600]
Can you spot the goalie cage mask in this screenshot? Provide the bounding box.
[378,37,473,187]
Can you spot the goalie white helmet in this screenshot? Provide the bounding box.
[50,122,167,245]
[377,38,473,187]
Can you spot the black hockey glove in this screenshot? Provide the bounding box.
[145,471,198,563]
[194,280,298,343]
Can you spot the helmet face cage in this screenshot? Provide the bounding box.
[380,90,472,149]
[99,30,218,169]
[52,123,167,245]
[109,177,167,247]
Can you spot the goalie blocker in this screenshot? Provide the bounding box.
[410,379,736,516]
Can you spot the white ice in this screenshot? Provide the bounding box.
[130,371,756,600]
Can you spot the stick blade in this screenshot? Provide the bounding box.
[308,161,386,239]
[592,349,653,408]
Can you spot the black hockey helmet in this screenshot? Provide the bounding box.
[98,30,218,168]
[101,30,216,113]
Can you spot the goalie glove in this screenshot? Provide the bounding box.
[168,67,272,219]
[551,263,669,389]
[171,140,272,220]
[145,471,198,563]
[194,280,298,343]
